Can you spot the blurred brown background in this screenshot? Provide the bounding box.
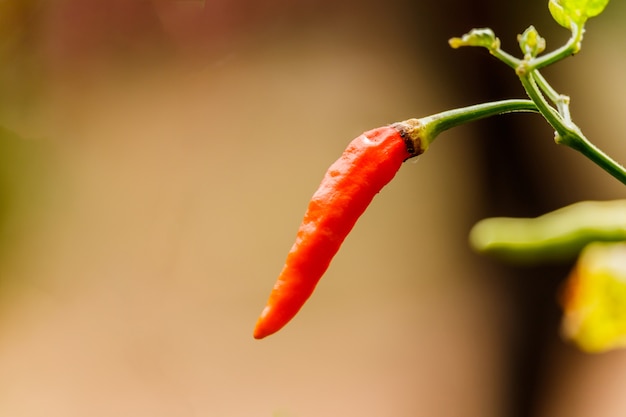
[0,1,626,416]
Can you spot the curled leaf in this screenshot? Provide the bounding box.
[449,28,499,51]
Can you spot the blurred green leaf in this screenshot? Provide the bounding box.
[549,0,610,28]
[449,28,499,50]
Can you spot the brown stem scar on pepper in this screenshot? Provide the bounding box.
[392,118,428,159]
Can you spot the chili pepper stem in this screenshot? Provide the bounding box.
[395,99,539,153]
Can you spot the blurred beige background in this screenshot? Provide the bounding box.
[0,1,625,416]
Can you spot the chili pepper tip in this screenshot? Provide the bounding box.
[252,308,272,339]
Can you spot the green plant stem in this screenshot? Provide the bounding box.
[527,22,584,71]
[531,71,559,102]
[484,23,583,74]
[489,48,522,70]
[532,71,561,104]
[448,14,624,186]
[422,99,538,140]
[519,71,626,186]
[518,74,563,130]
[563,131,626,185]
[533,71,572,121]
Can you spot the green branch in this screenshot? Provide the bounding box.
[422,99,538,140]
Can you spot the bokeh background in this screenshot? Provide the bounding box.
[0,1,626,416]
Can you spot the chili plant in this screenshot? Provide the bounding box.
[254,0,625,352]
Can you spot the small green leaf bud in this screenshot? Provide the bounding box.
[518,25,546,59]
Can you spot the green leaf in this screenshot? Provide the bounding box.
[549,0,610,28]
[549,0,572,28]
[448,28,499,51]
[583,0,611,17]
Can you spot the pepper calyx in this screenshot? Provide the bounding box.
[392,119,429,160]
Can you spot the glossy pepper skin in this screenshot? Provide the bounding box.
[253,124,423,339]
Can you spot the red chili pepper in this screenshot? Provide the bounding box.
[253,122,425,339]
